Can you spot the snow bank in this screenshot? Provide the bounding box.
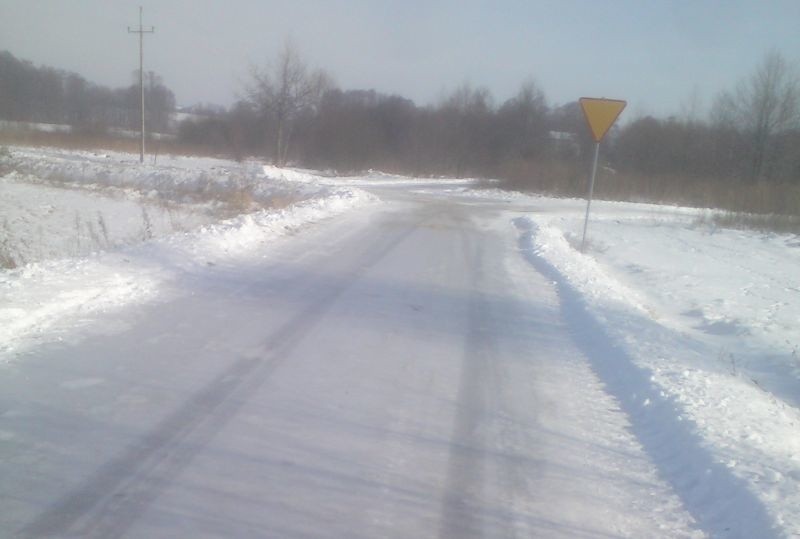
[3,147,324,209]
[262,165,325,184]
[0,173,214,267]
[0,188,373,361]
[508,195,800,536]
[261,164,480,188]
[0,148,375,361]
[157,187,374,266]
[0,258,160,358]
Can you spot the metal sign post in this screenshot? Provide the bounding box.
[580,141,601,252]
[578,97,626,252]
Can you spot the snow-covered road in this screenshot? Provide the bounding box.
[0,181,785,537]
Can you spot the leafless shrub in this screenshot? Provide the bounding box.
[225,186,256,216]
[263,194,296,211]
[140,206,153,240]
[97,212,110,246]
[0,219,17,269]
[72,211,83,255]
[694,211,800,234]
[0,250,16,269]
[85,220,102,250]
[500,157,800,233]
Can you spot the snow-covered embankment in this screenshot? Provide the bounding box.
[510,196,800,536]
[0,148,374,360]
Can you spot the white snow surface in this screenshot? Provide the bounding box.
[0,147,374,359]
[484,190,800,536]
[5,147,327,208]
[1,149,799,536]
[263,163,481,187]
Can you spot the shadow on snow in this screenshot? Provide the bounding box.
[513,217,778,538]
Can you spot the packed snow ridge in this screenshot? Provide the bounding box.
[504,193,800,536]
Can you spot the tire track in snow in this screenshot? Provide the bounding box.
[18,217,418,539]
[438,230,491,538]
[439,227,521,539]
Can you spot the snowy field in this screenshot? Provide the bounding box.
[459,187,800,535]
[1,146,799,535]
[0,147,374,358]
[0,175,213,267]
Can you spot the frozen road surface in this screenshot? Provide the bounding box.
[0,183,770,537]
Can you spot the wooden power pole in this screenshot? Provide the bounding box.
[128,6,154,164]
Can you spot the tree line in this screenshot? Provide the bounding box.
[2,47,798,198]
[0,50,175,133]
[616,52,800,185]
[182,45,799,190]
[181,42,570,174]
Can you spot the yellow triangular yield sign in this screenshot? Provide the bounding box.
[579,97,626,142]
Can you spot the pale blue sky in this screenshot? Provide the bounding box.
[1,1,798,119]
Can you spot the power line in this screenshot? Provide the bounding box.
[128,6,154,164]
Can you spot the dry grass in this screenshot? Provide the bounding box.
[0,130,239,160]
[597,173,800,218]
[0,131,300,218]
[694,211,800,234]
[498,159,587,196]
[498,158,800,233]
[0,218,17,269]
[9,130,796,234]
[0,130,140,154]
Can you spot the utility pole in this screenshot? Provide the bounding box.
[128,6,154,164]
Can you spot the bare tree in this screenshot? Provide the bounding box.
[247,41,331,166]
[439,83,494,176]
[497,80,549,160]
[713,51,799,181]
